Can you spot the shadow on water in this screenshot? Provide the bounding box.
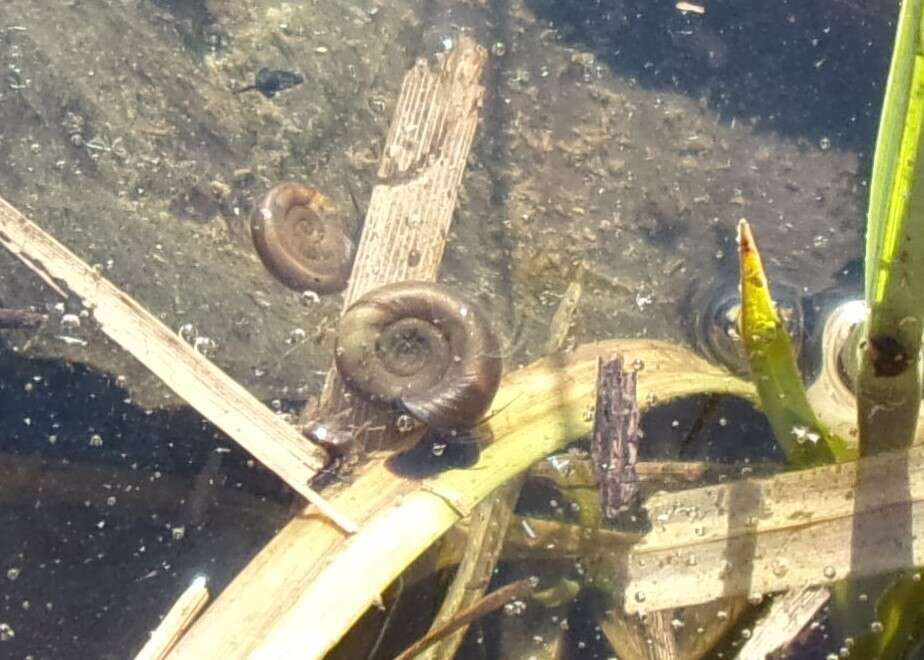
[524,0,896,154]
[0,347,291,658]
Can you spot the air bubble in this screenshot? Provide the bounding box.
[771,558,789,577]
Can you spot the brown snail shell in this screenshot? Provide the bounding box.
[334,281,502,432]
[250,183,353,294]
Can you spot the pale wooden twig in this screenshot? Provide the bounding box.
[736,586,830,660]
[0,195,356,534]
[644,613,680,660]
[311,33,490,452]
[544,265,583,354]
[592,354,641,517]
[135,577,210,660]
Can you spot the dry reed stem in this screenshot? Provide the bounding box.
[0,194,354,532]
[135,577,210,660]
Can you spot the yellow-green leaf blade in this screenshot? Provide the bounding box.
[738,220,855,467]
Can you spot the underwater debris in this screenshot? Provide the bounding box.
[591,354,641,518]
[0,308,45,329]
[233,67,304,98]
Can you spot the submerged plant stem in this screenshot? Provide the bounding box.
[393,578,536,660]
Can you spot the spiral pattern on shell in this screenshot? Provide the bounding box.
[334,281,502,432]
[250,183,353,294]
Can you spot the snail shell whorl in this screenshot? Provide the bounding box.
[250,183,353,294]
[335,281,502,431]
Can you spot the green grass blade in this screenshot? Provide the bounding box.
[850,2,924,656]
[737,220,855,467]
[859,0,924,456]
[866,0,924,304]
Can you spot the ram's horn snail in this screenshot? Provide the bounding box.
[687,281,804,375]
[334,281,502,435]
[250,183,353,294]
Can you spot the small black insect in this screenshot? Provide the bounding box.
[234,67,304,98]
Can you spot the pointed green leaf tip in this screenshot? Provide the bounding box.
[737,220,855,467]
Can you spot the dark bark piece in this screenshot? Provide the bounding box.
[0,308,44,329]
[591,354,641,519]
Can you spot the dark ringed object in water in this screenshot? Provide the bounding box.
[335,281,502,432]
[250,183,353,294]
[690,281,804,375]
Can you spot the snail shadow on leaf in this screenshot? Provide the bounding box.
[387,428,485,479]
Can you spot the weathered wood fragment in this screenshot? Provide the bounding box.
[310,33,490,453]
[592,354,641,518]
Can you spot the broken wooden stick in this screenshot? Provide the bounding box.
[135,576,210,660]
[310,32,490,452]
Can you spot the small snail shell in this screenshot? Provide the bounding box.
[335,281,502,431]
[250,183,353,294]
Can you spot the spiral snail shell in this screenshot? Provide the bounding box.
[250,183,353,294]
[334,281,502,433]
